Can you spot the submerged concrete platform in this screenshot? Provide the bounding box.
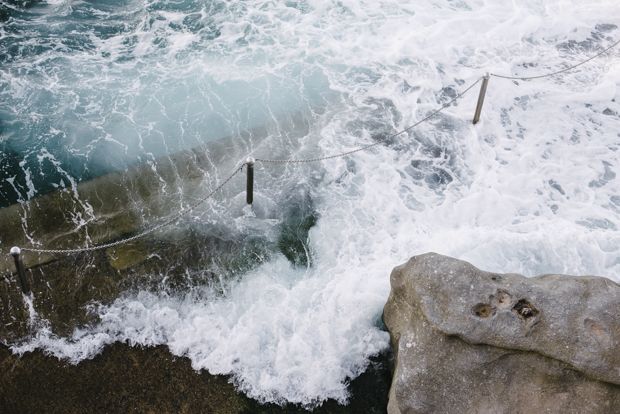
[0,106,323,344]
[0,109,317,277]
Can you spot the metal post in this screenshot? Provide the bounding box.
[246,157,255,205]
[9,246,30,294]
[473,72,490,125]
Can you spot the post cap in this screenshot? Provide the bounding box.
[245,157,255,165]
[483,72,490,79]
[9,246,21,256]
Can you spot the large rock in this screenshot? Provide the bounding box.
[383,253,620,414]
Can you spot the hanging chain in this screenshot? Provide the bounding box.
[491,38,620,81]
[16,79,483,254]
[255,78,482,164]
[22,165,244,254]
[15,33,619,255]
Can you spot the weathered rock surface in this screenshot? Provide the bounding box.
[383,253,620,414]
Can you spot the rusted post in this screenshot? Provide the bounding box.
[10,246,30,294]
[473,72,490,125]
[246,157,255,205]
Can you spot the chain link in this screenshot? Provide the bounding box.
[255,78,482,164]
[491,38,619,81]
[22,166,244,254]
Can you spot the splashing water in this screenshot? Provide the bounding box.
[2,0,620,407]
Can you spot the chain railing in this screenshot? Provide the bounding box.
[255,79,482,164]
[5,34,619,294]
[473,38,620,123]
[22,165,245,256]
[490,38,620,81]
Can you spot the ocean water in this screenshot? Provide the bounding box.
[2,0,620,407]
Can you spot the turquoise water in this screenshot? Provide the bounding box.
[0,0,333,206]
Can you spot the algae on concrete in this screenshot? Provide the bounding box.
[0,342,391,414]
[0,230,276,339]
[0,107,318,274]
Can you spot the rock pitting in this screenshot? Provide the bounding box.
[383,253,620,414]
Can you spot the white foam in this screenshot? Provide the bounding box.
[13,256,390,405]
